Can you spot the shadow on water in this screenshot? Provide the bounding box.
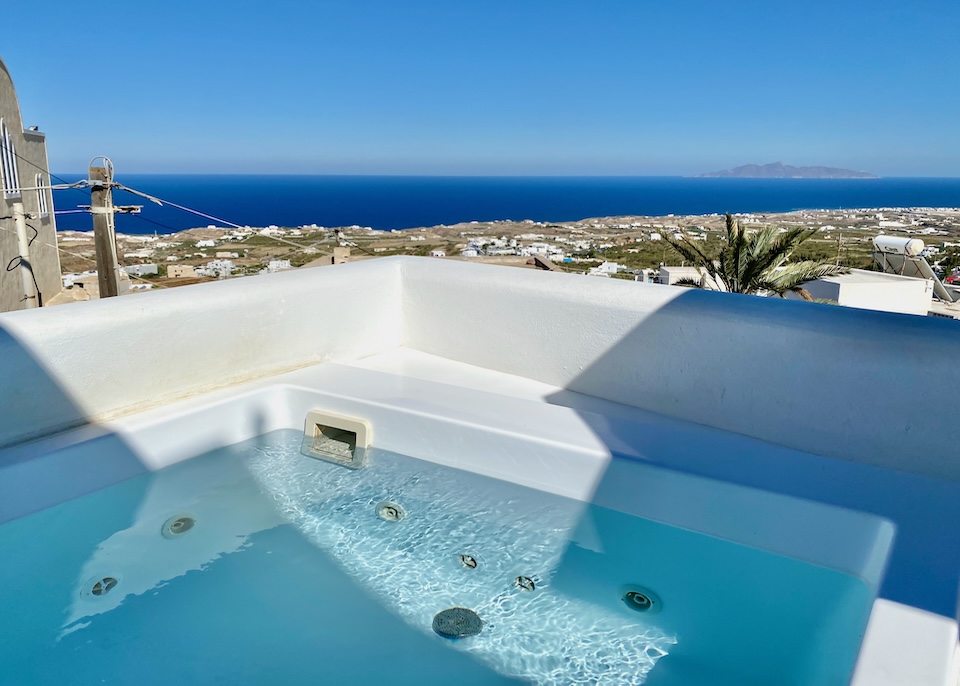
[0,324,522,685]
[540,287,960,681]
[0,324,154,679]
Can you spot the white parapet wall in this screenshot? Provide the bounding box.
[400,258,960,483]
[1,256,960,486]
[0,258,403,448]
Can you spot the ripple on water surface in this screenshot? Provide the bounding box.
[248,435,675,685]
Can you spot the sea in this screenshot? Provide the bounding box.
[49,175,960,235]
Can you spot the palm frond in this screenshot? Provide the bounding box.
[764,262,850,296]
[663,235,722,284]
[662,214,844,299]
[741,228,814,289]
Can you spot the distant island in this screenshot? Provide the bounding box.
[697,162,878,179]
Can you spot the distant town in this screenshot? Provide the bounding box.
[55,206,960,300]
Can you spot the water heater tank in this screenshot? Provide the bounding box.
[873,236,925,256]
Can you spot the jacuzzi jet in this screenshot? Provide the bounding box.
[459,554,478,569]
[623,587,661,613]
[514,575,536,591]
[433,607,483,638]
[87,577,118,597]
[625,591,651,610]
[376,501,406,522]
[162,515,196,539]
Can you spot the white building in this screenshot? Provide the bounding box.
[122,264,159,278]
[658,266,705,286]
[204,260,234,277]
[196,240,217,248]
[429,250,446,257]
[784,269,934,317]
[595,261,620,274]
[264,259,292,273]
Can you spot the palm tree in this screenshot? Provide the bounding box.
[664,214,849,300]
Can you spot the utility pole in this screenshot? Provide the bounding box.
[89,158,121,298]
[11,200,37,308]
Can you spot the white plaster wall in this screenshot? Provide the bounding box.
[0,259,403,447]
[658,265,703,285]
[400,258,960,482]
[839,280,933,316]
[790,279,841,303]
[785,274,934,317]
[4,255,960,484]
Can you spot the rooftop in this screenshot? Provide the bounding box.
[813,268,931,285]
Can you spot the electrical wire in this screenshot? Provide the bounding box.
[124,212,181,234]
[8,146,372,263]
[0,222,170,290]
[116,184,244,229]
[4,255,42,306]
[1,150,224,290]
[8,142,369,258]
[0,212,42,303]
[6,146,91,201]
[3,149,183,255]
[117,184,372,251]
[115,183,364,256]
[24,221,38,246]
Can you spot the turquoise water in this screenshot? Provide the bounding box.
[0,430,876,685]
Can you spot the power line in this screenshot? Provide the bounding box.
[9,149,373,262]
[117,184,244,229]
[5,151,179,236]
[5,255,42,306]
[124,212,181,234]
[6,146,90,201]
[116,183,357,254]
[0,222,170,290]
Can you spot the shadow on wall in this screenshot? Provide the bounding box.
[543,288,960,621]
[0,326,90,450]
[0,325,154,521]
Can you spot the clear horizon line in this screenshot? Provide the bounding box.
[47,171,960,179]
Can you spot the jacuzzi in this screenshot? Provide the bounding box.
[0,368,892,685]
[0,257,957,685]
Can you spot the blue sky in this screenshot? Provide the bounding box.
[3,0,958,176]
